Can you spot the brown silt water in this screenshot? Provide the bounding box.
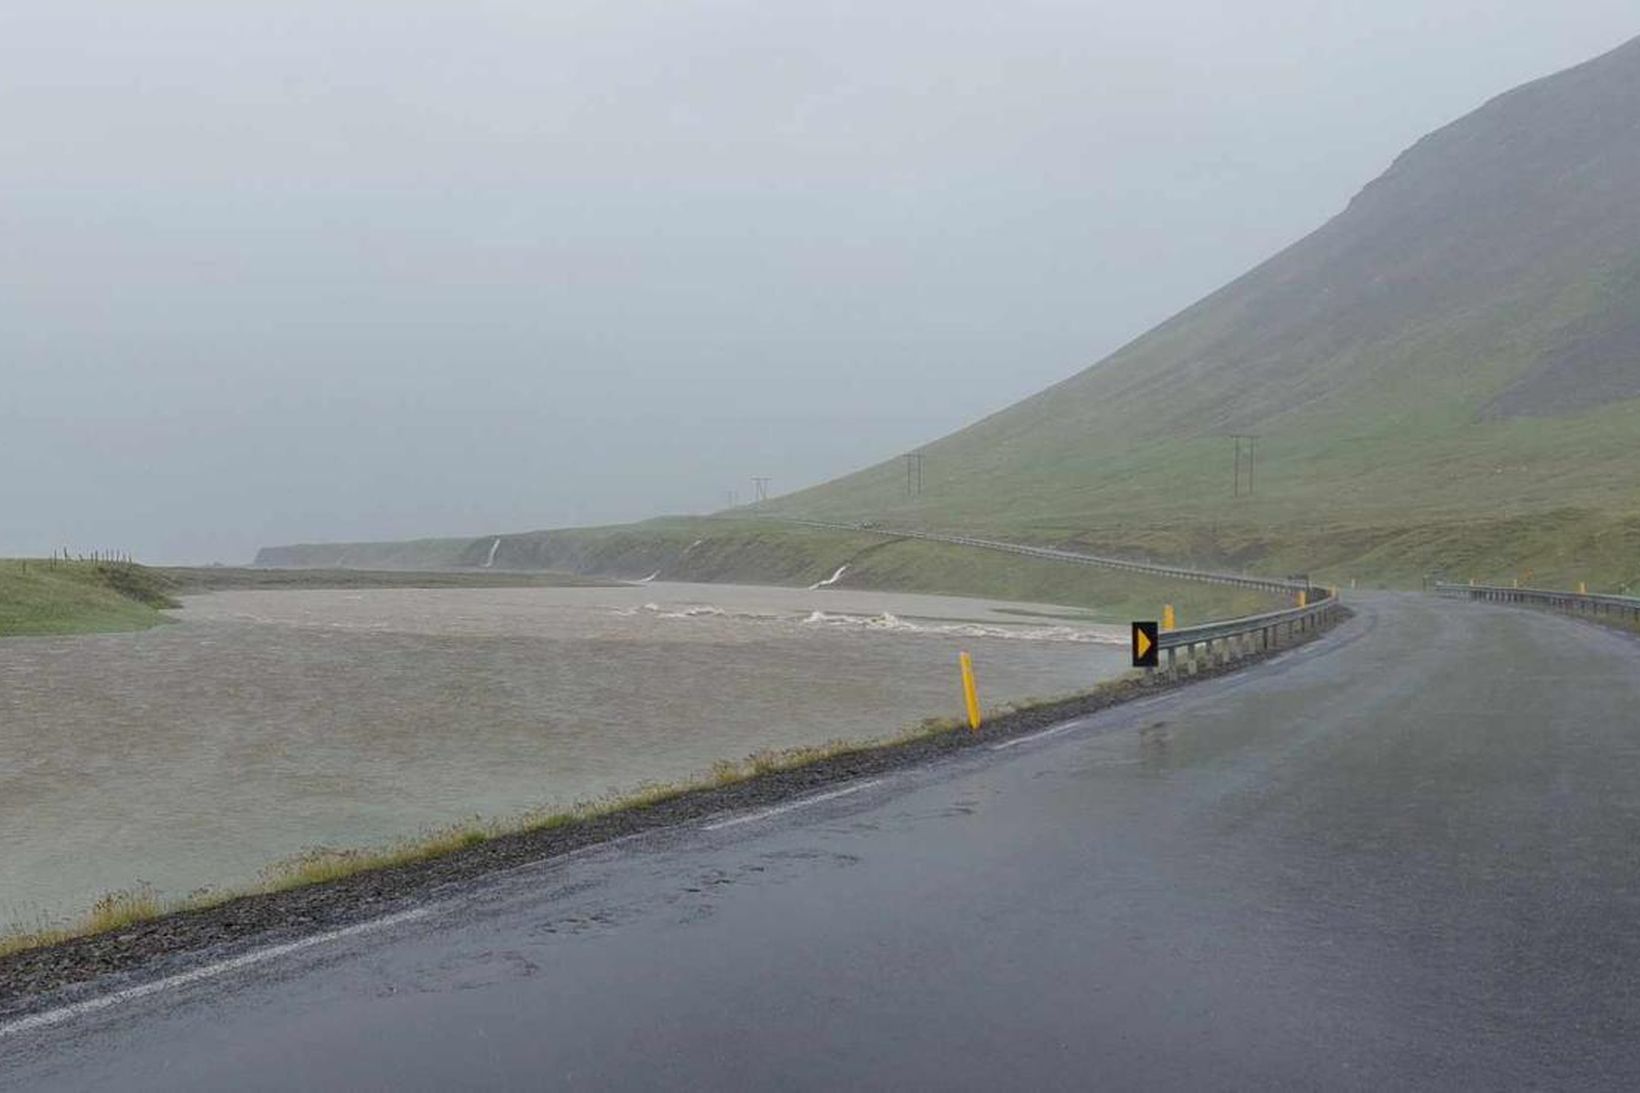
[0,582,1126,926]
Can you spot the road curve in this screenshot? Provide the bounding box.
[6,593,1640,1090]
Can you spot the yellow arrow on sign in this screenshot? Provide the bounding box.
[1135,627,1153,659]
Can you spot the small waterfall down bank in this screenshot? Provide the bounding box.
[809,565,849,590]
[483,539,502,568]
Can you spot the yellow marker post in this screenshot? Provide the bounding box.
[1579,581,1588,595]
[1162,604,1176,632]
[959,652,982,731]
[1298,589,1308,608]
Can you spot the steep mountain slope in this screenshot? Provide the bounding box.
[765,34,1640,574]
[261,36,1640,591]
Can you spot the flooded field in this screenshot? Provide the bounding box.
[0,582,1126,926]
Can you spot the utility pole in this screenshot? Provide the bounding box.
[752,477,770,503]
[1229,434,1258,497]
[905,452,924,498]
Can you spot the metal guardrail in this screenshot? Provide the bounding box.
[1433,582,1640,627]
[1153,588,1344,674]
[753,515,1346,671]
[770,518,1311,596]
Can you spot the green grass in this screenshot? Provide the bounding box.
[248,517,1287,620]
[497,518,1281,620]
[0,560,179,637]
[732,47,1640,586]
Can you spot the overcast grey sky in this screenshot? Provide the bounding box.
[2,2,1635,562]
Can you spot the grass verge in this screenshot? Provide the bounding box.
[0,560,179,637]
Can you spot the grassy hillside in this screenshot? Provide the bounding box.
[258,38,1640,594]
[753,35,1640,588]
[0,561,179,637]
[261,518,1282,623]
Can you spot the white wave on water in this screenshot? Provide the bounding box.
[629,602,795,623]
[637,571,661,584]
[809,565,849,590]
[636,602,734,620]
[799,610,1121,645]
[615,597,1119,644]
[660,605,727,619]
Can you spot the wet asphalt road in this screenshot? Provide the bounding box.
[6,592,1640,1090]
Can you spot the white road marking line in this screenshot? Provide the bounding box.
[989,699,1165,751]
[703,780,884,832]
[990,722,1084,750]
[988,671,1320,753]
[0,907,432,1040]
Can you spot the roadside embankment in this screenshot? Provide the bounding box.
[260,506,1640,595]
[0,560,178,637]
[257,518,1282,624]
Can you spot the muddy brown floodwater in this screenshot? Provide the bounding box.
[0,582,1127,927]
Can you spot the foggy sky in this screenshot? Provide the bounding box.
[3,2,1635,562]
